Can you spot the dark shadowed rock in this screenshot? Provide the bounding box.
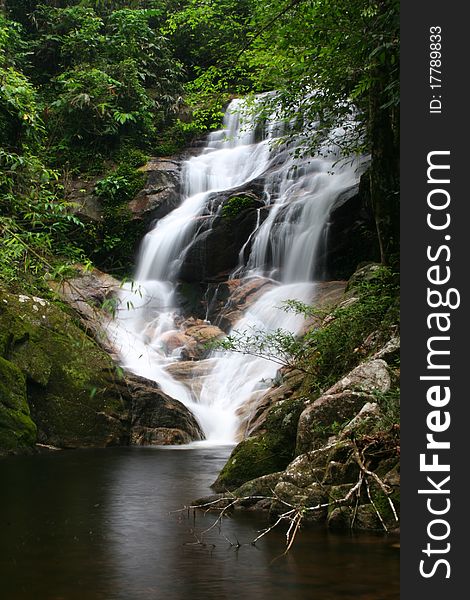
[120,373,204,445]
[178,189,266,283]
[315,175,380,280]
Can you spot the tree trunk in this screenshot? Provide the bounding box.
[368,79,400,265]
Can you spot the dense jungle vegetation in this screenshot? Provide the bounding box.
[0,0,399,289]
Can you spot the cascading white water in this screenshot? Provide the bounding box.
[109,97,366,444]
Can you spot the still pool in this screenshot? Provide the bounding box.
[0,447,399,599]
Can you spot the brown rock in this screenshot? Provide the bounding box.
[119,373,204,444]
[296,391,375,453]
[131,426,194,445]
[129,158,182,222]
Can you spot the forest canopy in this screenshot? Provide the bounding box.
[1,0,399,286]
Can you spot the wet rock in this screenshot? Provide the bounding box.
[235,369,305,439]
[164,359,215,397]
[315,177,380,280]
[178,191,266,283]
[178,318,225,359]
[128,157,182,224]
[159,331,194,354]
[131,426,194,445]
[211,277,276,330]
[123,373,204,444]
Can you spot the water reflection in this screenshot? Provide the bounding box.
[0,448,399,599]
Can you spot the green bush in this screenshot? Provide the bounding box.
[221,194,255,219]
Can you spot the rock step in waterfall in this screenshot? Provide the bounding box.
[108,97,368,444]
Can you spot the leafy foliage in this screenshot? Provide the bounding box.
[214,266,399,392]
[1,0,399,288]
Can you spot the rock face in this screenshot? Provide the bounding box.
[296,359,391,453]
[50,265,121,353]
[128,158,182,225]
[121,373,204,445]
[0,356,37,454]
[178,191,266,283]
[0,290,128,450]
[316,176,380,280]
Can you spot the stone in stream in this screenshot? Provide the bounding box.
[122,373,204,445]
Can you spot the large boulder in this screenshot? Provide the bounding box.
[50,265,121,353]
[296,359,391,453]
[296,391,375,453]
[326,359,391,395]
[121,373,204,445]
[0,290,128,449]
[128,157,182,225]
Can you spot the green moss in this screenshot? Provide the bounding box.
[74,161,146,275]
[213,397,305,491]
[221,194,256,219]
[370,486,400,528]
[0,291,126,449]
[0,356,37,453]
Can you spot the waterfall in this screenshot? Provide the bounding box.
[109,97,366,444]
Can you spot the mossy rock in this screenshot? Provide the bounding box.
[0,290,127,449]
[328,504,385,531]
[213,397,305,491]
[0,356,37,453]
[221,194,258,219]
[270,480,329,523]
[212,436,284,492]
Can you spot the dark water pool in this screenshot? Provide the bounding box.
[0,447,399,599]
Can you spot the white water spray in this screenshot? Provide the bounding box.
[109,98,366,444]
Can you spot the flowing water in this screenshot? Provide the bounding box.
[0,448,399,600]
[109,98,367,442]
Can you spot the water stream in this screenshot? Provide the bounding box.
[109,98,366,443]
